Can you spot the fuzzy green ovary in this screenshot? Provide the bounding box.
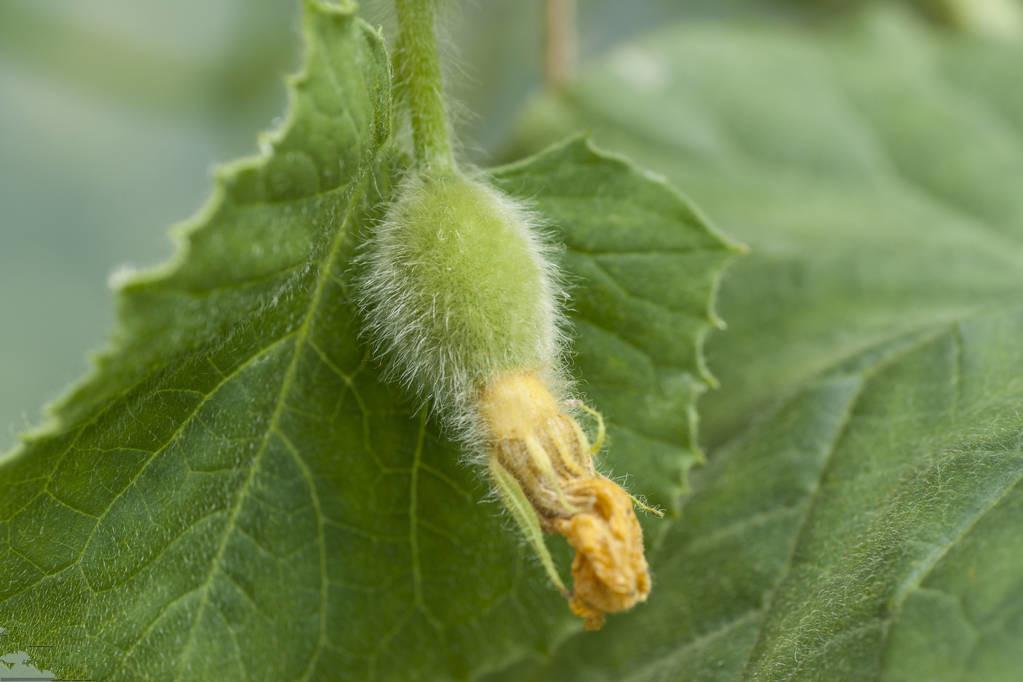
[394,173,547,380]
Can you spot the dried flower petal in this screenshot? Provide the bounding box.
[479,371,652,629]
[554,478,651,630]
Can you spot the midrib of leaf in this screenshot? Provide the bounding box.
[617,321,1022,682]
[1,6,399,676]
[737,320,1023,680]
[739,337,902,679]
[609,351,869,682]
[169,164,379,680]
[51,158,383,681]
[733,370,865,679]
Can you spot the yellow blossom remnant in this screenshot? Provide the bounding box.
[480,371,651,630]
[554,477,651,630]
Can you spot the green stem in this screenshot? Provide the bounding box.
[394,0,455,171]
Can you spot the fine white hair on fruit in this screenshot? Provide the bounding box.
[355,169,568,454]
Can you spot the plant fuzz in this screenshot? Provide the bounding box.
[358,170,561,439]
[357,168,652,629]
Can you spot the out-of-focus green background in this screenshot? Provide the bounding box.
[0,0,1017,446]
[0,0,796,446]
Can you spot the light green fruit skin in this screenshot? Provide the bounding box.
[359,170,559,434]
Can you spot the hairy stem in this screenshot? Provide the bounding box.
[394,0,455,170]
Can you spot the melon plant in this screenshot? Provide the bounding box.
[1,1,1022,681]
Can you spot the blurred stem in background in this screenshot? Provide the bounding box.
[544,0,577,90]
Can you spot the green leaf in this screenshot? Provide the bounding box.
[0,2,734,680]
[492,10,1023,681]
